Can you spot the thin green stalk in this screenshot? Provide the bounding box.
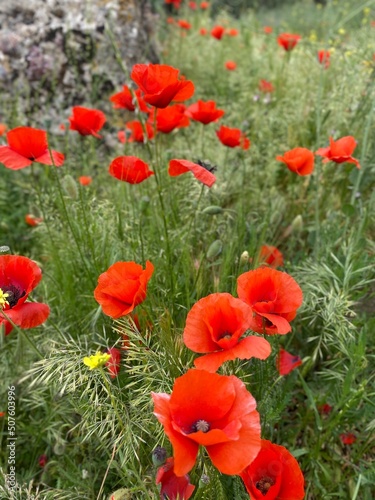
[1,310,43,359]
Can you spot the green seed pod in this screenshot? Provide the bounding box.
[201,205,223,215]
[61,174,78,200]
[207,239,223,259]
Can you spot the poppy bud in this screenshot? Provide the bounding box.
[201,205,223,215]
[206,239,222,260]
[152,445,168,466]
[292,214,303,232]
[240,250,250,264]
[61,174,78,200]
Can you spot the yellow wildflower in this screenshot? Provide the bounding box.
[338,28,346,35]
[83,351,111,370]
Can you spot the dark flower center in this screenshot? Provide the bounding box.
[191,419,210,433]
[256,476,276,496]
[219,331,232,340]
[196,159,218,173]
[1,285,25,308]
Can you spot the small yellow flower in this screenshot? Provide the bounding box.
[83,351,111,370]
[363,7,370,16]
[309,30,317,42]
[0,288,9,309]
[338,28,346,35]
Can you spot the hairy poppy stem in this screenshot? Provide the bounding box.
[1,310,43,359]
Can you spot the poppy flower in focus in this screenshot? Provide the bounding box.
[178,19,191,30]
[237,267,303,335]
[240,439,305,499]
[169,159,216,187]
[148,104,190,134]
[0,255,50,335]
[258,245,284,268]
[316,136,360,169]
[69,106,106,138]
[118,121,155,144]
[277,348,302,375]
[277,33,301,51]
[317,50,330,68]
[264,26,273,34]
[0,127,64,170]
[0,123,7,136]
[152,369,261,476]
[276,147,315,176]
[156,457,195,500]
[25,214,43,227]
[183,293,271,373]
[211,25,225,40]
[109,156,154,184]
[225,60,237,71]
[259,79,274,93]
[227,28,239,37]
[185,100,225,124]
[216,125,250,150]
[106,347,121,378]
[94,260,154,319]
[340,432,357,445]
[131,64,194,109]
[78,176,92,186]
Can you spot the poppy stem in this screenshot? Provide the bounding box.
[1,311,43,359]
[99,367,128,434]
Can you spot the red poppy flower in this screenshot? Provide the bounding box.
[277,348,302,375]
[109,156,154,184]
[340,432,356,445]
[237,267,303,335]
[227,28,239,37]
[225,60,237,71]
[0,255,50,335]
[0,127,64,170]
[316,136,360,169]
[216,125,250,150]
[178,19,191,30]
[188,1,197,9]
[167,17,175,24]
[110,85,135,111]
[106,347,121,378]
[259,79,275,93]
[69,106,106,138]
[211,25,225,40]
[317,50,330,68]
[130,64,194,109]
[25,214,43,227]
[156,457,195,500]
[183,293,271,373]
[185,100,225,125]
[277,33,301,51]
[118,121,155,144]
[94,260,154,319]
[258,245,284,268]
[0,123,7,136]
[240,440,305,499]
[148,104,190,134]
[199,28,207,35]
[263,26,273,34]
[319,403,333,416]
[165,0,182,6]
[38,455,48,468]
[78,176,92,186]
[152,369,261,476]
[168,159,216,187]
[276,147,315,176]
[200,1,209,8]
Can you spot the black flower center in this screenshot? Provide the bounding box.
[255,476,276,496]
[1,285,25,308]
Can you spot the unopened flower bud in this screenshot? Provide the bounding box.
[152,445,167,466]
[291,214,303,232]
[61,174,78,200]
[240,251,249,265]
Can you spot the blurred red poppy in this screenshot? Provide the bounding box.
[183,293,271,372]
[0,127,64,170]
[148,104,190,134]
[168,159,216,187]
[259,79,274,93]
[118,121,155,144]
[106,347,121,378]
[185,100,225,124]
[131,64,194,109]
[263,26,273,34]
[69,106,106,138]
[277,33,301,51]
[78,176,92,186]
[200,1,209,8]
[216,125,250,150]
[225,60,237,71]
[211,25,225,40]
[258,245,284,268]
[0,255,50,335]
[276,147,315,176]
[277,348,302,375]
[165,0,181,6]
[199,27,207,35]
[240,440,305,499]
[188,1,197,9]
[25,214,43,226]
[152,369,261,476]
[94,260,154,319]
[178,19,191,29]
[317,50,330,68]
[0,123,7,136]
[316,136,360,169]
[227,28,239,37]
[109,156,154,184]
[319,403,333,416]
[156,457,195,500]
[340,432,356,445]
[237,267,303,335]
[38,455,48,468]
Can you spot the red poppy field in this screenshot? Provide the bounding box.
[0,0,374,499]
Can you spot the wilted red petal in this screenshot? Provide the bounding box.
[168,159,216,187]
[277,348,302,375]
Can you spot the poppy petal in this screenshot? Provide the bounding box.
[0,146,33,170]
[169,159,216,187]
[4,302,50,330]
[34,150,65,167]
[259,312,292,334]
